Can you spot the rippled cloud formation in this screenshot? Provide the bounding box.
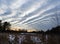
[0,0,60,31]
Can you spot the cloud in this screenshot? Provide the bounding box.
[0,0,60,31]
[19,4,58,24]
[10,0,28,10]
[23,11,60,25]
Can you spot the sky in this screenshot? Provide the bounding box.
[0,0,60,31]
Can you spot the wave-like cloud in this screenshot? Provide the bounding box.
[0,0,60,31]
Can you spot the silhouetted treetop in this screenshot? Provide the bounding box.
[0,20,11,31]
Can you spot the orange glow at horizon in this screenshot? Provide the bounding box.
[10,26,36,32]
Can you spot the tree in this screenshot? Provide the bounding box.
[0,20,2,31]
[3,22,11,31]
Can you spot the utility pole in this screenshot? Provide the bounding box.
[56,6,59,26]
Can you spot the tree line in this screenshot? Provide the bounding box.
[45,26,60,34]
[0,20,60,34]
